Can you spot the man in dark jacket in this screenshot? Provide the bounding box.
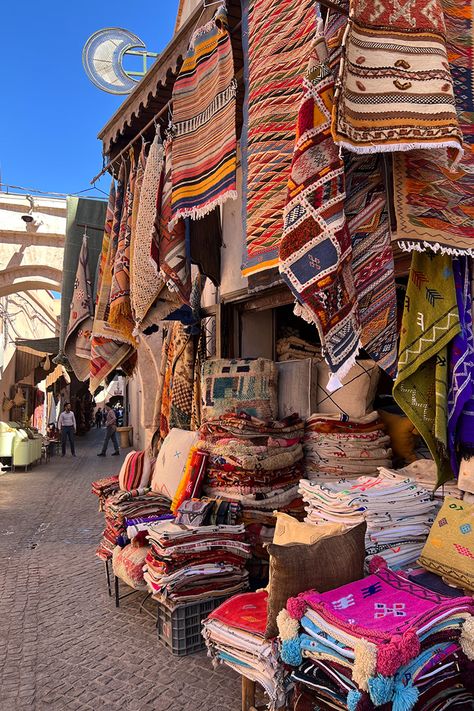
[97,403,120,457]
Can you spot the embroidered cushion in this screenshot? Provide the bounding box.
[265,521,366,638]
[112,544,150,590]
[418,496,474,592]
[150,428,199,499]
[201,358,278,422]
[273,512,346,546]
[316,359,380,418]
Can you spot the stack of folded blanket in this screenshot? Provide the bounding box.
[91,475,120,511]
[299,468,438,569]
[304,413,392,480]
[200,412,305,511]
[199,413,305,560]
[276,336,321,362]
[144,521,251,604]
[279,561,474,711]
[95,489,171,560]
[397,459,461,500]
[203,591,287,710]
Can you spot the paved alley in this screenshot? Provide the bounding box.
[0,428,241,711]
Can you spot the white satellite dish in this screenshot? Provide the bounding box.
[82,28,159,95]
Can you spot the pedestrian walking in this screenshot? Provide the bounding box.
[102,409,107,426]
[97,402,120,457]
[58,402,76,457]
[95,407,102,428]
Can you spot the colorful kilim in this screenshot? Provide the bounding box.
[109,152,137,344]
[392,0,474,255]
[64,234,94,379]
[394,252,460,487]
[345,154,398,378]
[169,6,237,226]
[241,0,316,277]
[279,27,361,389]
[90,177,132,392]
[151,140,191,305]
[448,258,474,475]
[131,133,166,328]
[332,0,463,159]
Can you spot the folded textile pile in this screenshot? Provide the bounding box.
[397,459,461,500]
[203,591,287,710]
[199,413,305,558]
[200,412,305,510]
[144,521,251,604]
[304,413,392,480]
[276,336,321,362]
[96,489,171,560]
[91,475,119,511]
[279,561,474,711]
[299,468,438,569]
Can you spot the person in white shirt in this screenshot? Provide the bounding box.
[58,402,77,457]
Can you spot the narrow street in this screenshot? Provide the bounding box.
[0,428,240,711]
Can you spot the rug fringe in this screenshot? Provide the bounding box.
[396,240,474,257]
[168,189,237,230]
[335,139,464,164]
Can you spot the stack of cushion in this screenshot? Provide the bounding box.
[91,475,119,511]
[299,468,438,569]
[143,520,251,604]
[276,336,321,362]
[303,412,392,480]
[279,559,474,711]
[95,489,171,560]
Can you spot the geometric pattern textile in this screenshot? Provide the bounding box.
[419,495,474,591]
[130,133,166,329]
[332,0,463,159]
[448,258,474,476]
[394,252,460,488]
[279,26,361,389]
[345,154,398,377]
[109,152,137,344]
[241,0,316,278]
[65,234,94,362]
[392,0,474,255]
[201,358,278,422]
[169,6,237,226]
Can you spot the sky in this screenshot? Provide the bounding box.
[1,1,178,198]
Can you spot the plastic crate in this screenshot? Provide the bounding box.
[156,595,228,656]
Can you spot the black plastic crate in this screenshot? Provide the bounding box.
[156,595,228,656]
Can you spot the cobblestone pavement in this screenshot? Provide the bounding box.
[0,428,241,711]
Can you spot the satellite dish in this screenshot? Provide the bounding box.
[82,28,159,95]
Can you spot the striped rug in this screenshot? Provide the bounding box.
[241,0,316,278]
[169,6,237,227]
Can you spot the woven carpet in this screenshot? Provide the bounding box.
[90,178,132,392]
[130,133,166,329]
[394,252,460,487]
[241,0,316,278]
[448,258,474,476]
[345,154,398,378]
[279,25,361,389]
[332,0,463,159]
[392,0,474,255]
[109,151,137,344]
[152,139,191,305]
[64,234,94,380]
[169,5,237,227]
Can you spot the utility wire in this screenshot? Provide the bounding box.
[0,182,108,199]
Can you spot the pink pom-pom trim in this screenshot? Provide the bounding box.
[368,556,387,574]
[376,630,420,675]
[287,596,307,620]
